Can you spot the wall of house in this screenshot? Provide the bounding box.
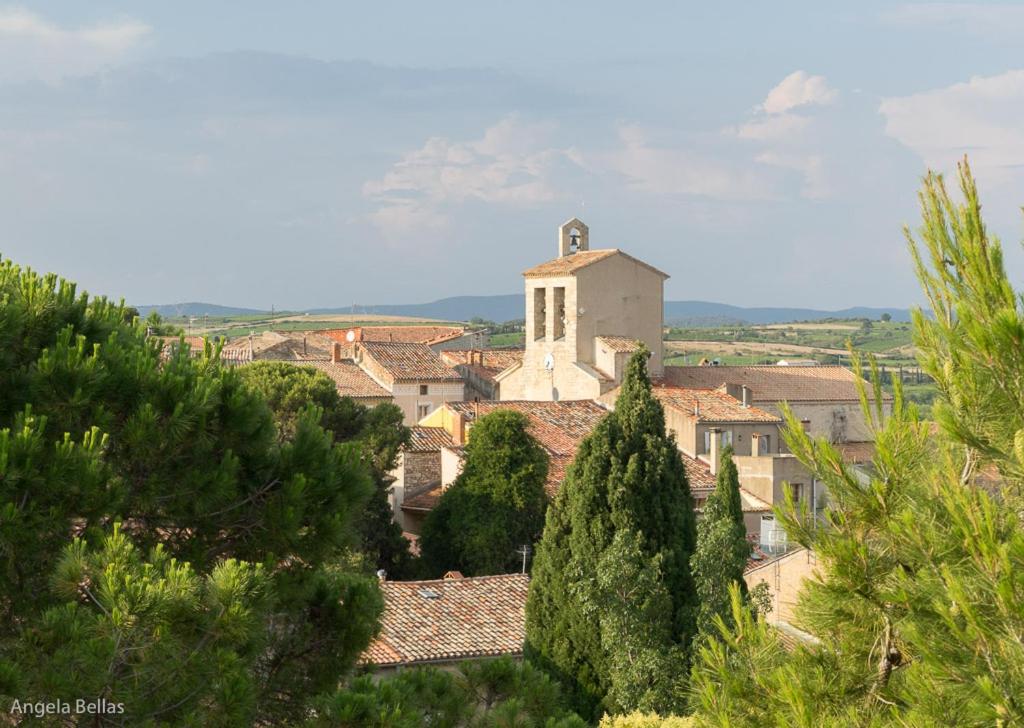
[429,331,489,353]
[441,446,464,488]
[733,454,814,508]
[744,548,820,625]
[754,400,889,443]
[693,421,785,458]
[391,382,465,425]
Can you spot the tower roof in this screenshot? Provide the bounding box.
[522,248,669,279]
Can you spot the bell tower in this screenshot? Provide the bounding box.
[558,218,589,257]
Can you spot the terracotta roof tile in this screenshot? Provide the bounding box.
[652,386,781,424]
[681,452,717,489]
[523,249,669,279]
[447,400,607,497]
[359,341,463,382]
[300,360,391,399]
[401,485,443,512]
[360,574,529,667]
[408,426,455,452]
[596,335,644,353]
[660,365,890,403]
[322,325,466,345]
[440,349,525,383]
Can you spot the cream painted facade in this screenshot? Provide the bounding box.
[744,547,820,625]
[498,218,666,401]
[390,381,465,426]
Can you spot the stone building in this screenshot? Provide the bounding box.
[351,341,465,425]
[496,218,667,401]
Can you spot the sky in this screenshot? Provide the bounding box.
[3,1,1024,310]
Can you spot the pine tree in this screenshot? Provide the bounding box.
[691,445,749,642]
[0,258,383,723]
[690,160,1024,726]
[239,362,413,576]
[419,409,548,576]
[526,348,697,718]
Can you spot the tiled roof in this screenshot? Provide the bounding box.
[440,349,525,382]
[681,452,717,489]
[322,326,466,346]
[408,426,454,452]
[652,386,782,423]
[360,574,529,667]
[660,365,890,403]
[402,485,443,512]
[596,335,644,353]
[359,342,463,382]
[523,249,669,279]
[447,400,607,497]
[740,488,773,512]
[300,360,391,399]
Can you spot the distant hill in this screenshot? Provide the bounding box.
[137,296,915,326]
[136,302,270,317]
[307,295,525,323]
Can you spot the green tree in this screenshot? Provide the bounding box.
[691,446,749,642]
[143,310,183,335]
[419,409,548,576]
[308,656,586,727]
[690,160,1024,726]
[880,312,891,322]
[238,361,413,577]
[526,348,697,719]
[0,258,382,723]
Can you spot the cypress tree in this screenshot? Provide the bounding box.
[691,445,750,642]
[525,347,697,718]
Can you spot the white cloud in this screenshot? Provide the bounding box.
[879,69,1024,181]
[761,71,838,114]
[363,117,573,236]
[603,124,775,200]
[0,7,150,83]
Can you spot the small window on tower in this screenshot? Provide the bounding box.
[553,287,566,339]
[533,287,547,341]
[419,384,429,395]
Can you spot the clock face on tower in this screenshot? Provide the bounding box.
[543,353,555,371]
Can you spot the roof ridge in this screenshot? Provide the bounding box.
[385,573,529,587]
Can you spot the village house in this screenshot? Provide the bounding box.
[351,341,465,425]
[321,324,488,355]
[496,218,667,401]
[359,572,529,673]
[439,348,525,400]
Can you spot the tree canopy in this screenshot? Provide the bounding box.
[0,259,382,723]
[691,159,1024,726]
[526,348,697,719]
[419,409,548,577]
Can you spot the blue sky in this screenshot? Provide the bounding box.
[3,2,1024,310]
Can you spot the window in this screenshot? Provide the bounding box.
[553,287,566,339]
[787,483,803,503]
[703,429,734,453]
[417,404,431,420]
[533,287,547,340]
[419,384,429,395]
[758,434,771,455]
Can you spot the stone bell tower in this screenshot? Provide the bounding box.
[557,218,589,257]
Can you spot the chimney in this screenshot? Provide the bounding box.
[451,411,466,446]
[694,401,701,419]
[741,385,750,408]
[376,569,386,582]
[709,427,721,476]
[332,342,342,363]
[751,432,762,457]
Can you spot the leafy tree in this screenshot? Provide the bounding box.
[690,160,1024,726]
[307,656,586,727]
[691,445,750,642]
[419,409,548,577]
[238,361,413,577]
[143,310,182,335]
[880,312,891,322]
[526,348,697,719]
[0,258,382,723]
